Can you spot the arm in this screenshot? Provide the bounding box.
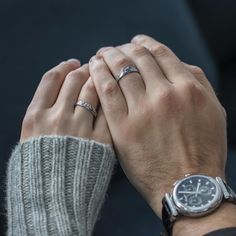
[89,34,236,236]
[7,59,116,236]
[7,136,115,236]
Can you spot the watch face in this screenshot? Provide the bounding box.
[173,175,223,216]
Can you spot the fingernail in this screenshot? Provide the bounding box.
[97,46,112,55]
[131,34,144,43]
[67,58,81,65]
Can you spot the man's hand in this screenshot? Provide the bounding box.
[89,35,227,218]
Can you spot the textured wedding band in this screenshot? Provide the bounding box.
[75,100,97,117]
[117,65,140,82]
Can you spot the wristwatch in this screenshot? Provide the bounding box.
[161,174,236,236]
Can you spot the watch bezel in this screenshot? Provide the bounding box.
[172,175,223,217]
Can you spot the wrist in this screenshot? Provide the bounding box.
[156,173,236,236]
[149,170,226,217]
[173,203,236,236]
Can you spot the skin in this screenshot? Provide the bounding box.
[19,36,236,236]
[89,35,236,235]
[20,58,111,145]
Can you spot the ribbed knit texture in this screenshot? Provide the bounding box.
[6,135,116,236]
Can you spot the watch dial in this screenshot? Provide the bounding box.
[175,176,218,211]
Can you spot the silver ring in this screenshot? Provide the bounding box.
[117,65,140,82]
[75,100,97,117]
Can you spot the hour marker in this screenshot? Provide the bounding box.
[211,187,214,190]
[189,180,193,184]
[206,182,209,185]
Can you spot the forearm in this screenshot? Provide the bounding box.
[6,136,116,236]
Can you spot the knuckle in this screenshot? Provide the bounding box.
[67,68,87,80]
[60,60,78,69]
[130,44,149,57]
[132,34,148,44]
[156,88,174,104]
[90,59,105,71]
[190,66,205,76]
[153,88,180,114]
[150,44,170,57]
[101,80,119,96]
[42,69,62,81]
[84,79,96,92]
[178,80,206,104]
[59,61,69,67]
[115,57,129,68]
[181,80,201,92]
[64,60,77,66]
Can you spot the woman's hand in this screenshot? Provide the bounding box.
[21,59,111,145]
[89,35,227,216]
[10,59,115,236]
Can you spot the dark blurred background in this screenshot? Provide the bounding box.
[0,0,235,235]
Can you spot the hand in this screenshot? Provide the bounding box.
[89,35,227,217]
[21,59,111,145]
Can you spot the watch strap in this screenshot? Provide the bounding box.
[162,201,173,236]
[223,182,236,203]
[161,176,236,236]
[162,194,178,236]
[216,177,236,203]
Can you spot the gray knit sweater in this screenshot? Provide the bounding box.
[6,136,116,236]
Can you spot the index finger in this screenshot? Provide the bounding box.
[131,35,193,83]
[89,55,128,125]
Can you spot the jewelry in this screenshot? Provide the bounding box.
[117,65,140,82]
[75,100,97,117]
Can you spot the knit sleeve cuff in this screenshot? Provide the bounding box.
[7,135,116,236]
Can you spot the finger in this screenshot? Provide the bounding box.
[131,35,193,83]
[89,55,127,125]
[100,47,145,108]
[183,62,217,97]
[96,46,113,56]
[54,64,89,113]
[74,77,99,132]
[93,107,112,144]
[117,43,168,90]
[29,59,81,109]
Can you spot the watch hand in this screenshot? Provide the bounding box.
[196,183,201,197]
[178,191,196,194]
